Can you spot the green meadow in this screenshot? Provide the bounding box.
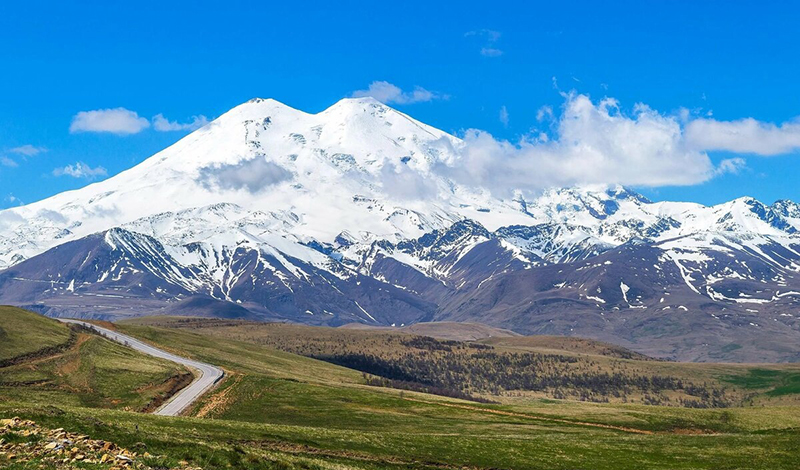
[3,309,800,469]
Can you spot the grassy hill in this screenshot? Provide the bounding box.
[123,316,800,407]
[0,307,191,411]
[4,310,800,469]
[0,306,73,362]
[340,320,521,341]
[482,334,653,359]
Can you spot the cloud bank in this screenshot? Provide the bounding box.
[685,117,800,155]
[59,93,800,200]
[440,92,800,195]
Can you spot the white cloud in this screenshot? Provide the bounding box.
[152,114,210,132]
[536,105,554,122]
[198,157,293,193]
[1,157,18,167]
[466,29,503,57]
[352,81,444,105]
[53,162,108,179]
[444,93,800,195]
[466,29,501,42]
[9,144,47,156]
[34,209,68,224]
[442,93,721,195]
[685,117,800,155]
[715,157,747,175]
[481,47,503,57]
[380,162,439,201]
[1,144,47,168]
[69,108,150,135]
[499,106,509,127]
[0,209,24,229]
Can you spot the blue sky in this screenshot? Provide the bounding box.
[1,0,800,208]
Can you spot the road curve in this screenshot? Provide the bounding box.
[58,319,224,416]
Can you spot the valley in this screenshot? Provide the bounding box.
[121,316,800,408]
[3,308,800,469]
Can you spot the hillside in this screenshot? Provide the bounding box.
[0,307,191,411]
[0,306,73,362]
[481,335,654,360]
[122,317,800,408]
[0,99,798,361]
[340,320,520,341]
[2,310,800,469]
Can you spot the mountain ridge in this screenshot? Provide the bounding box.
[1,97,799,362]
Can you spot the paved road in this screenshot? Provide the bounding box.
[58,319,224,416]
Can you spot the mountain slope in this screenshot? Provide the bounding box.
[0,306,190,411]
[1,97,800,361]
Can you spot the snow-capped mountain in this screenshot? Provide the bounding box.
[1,97,799,362]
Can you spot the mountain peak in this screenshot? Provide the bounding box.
[335,96,385,106]
[211,97,307,126]
[217,96,399,127]
[540,184,649,204]
[240,97,294,108]
[321,96,394,116]
[604,185,651,203]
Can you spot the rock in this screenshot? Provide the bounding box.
[1,418,20,428]
[0,417,184,470]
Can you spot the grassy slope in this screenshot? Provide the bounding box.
[486,335,800,406]
[341,320,521,341]
[0,306,72,361]
[124,317,800,406]
[3,312,800,469]
[3,401,800,470]
[100,322,800,469]
[0,309,191,411]
[482,334,653,359]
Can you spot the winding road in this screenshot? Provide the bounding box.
[58,319,224,416]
